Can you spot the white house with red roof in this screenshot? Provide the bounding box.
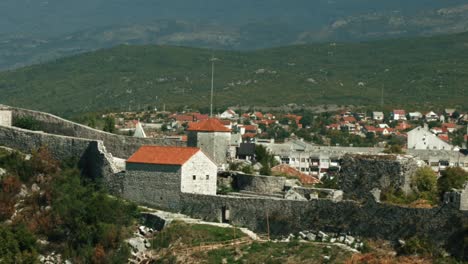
[219,109,238,119]
[124,146,217,209]
[425,111,439,122]
[392,110,407,121]
[187,118,232,166]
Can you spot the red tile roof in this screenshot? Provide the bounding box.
[243,125,258,132]
[271,164,320,185]
[442,123,456,128]
[219,120,231,126]
[393,110,406,115]
[342,116,357,123]
[187,118,231,132]
[242,133,257,139]
[175,115,194,122]
[254,112,264,119]
[127,146,200,165]
[438,134,449,142]
[193,113,209,121]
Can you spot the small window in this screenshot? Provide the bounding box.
[193,175,196,180]
[206,175,210,180]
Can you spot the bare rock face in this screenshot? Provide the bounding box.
[338,154,420,200]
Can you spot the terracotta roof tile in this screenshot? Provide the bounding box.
[271,164,320,185]
[187,118,231,132]
[127,146,200,165]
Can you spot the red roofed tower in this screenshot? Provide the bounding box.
[187,118,231,166]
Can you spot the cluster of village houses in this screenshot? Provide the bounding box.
[107,107,468,182]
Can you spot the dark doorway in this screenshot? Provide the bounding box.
[221,206,230,223]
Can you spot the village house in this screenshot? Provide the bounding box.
[271,164,320,185]
[124,146,217,209]
[392,110,407,121]
[409,112,423,121]
[425,111,439,122]
[408,126,454,150]
[219,109,238,119]
[445,108,456,117]
[236,142,256,161]
[442,123,457,133]
[372,111,384,121]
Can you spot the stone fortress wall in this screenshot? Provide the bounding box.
[0,104,182,191]
[179,193,467,249]
[0,125,118,188]
[1,105,467,256]
[5,105,183,158]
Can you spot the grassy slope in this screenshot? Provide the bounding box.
[0,32,467,116]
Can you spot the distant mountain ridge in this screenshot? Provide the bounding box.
[0,32,467,116]
[1,0,468,69]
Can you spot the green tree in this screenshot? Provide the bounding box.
[255,145,277,176]
[413,167,438,193]
[438,167,468,196]
[412,167,438,204]
[299,114,313,127]
[103,116,116,133]
[383,144,405,154]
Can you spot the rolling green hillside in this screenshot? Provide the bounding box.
[0,32,467,116]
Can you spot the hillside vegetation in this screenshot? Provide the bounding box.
[0,147,138,262]
[0,32,468,116]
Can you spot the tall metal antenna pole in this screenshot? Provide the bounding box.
[210,57,215,117]
[381,85,384,109]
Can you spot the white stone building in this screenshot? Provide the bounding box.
[425,111,439,122]
[0,110,12,127]
[392,110,407,121]
[372,112,384,121]
[126,146,217,196]
[409,112,423,120]
[219,109,238,119]
[407,126,454,150]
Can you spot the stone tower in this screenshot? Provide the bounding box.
[187,118,231,166]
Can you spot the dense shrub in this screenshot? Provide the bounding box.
[411,167,438,204]
[0,146,138,263]
[50,167,138,261]
[0,225,38,263]
[13,116,42,131]
[438,167,468,196]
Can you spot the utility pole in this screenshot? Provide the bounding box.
[209,56,220,117]
[381,85,384,109]
[266,210,270,241]
[210,57,215,117]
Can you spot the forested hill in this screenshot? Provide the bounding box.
[0,32,467,116]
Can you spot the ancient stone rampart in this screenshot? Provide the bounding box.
[0,125,119,189]
[8,106,184,158]
[218,172,289,194]
[179,193,467,251]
